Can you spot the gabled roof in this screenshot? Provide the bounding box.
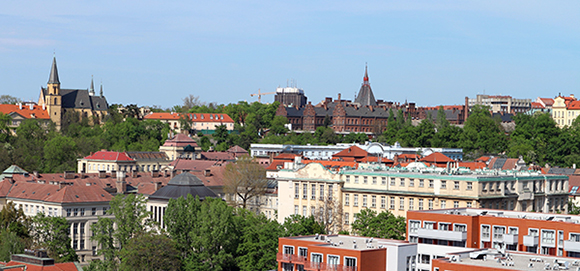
[0,104,49,120]
[44,184,111,203]
[82,150,134,162]
[332,146,368,159]
[568,101,580,110]
[169,159,220,171]
[144,112,234,123]
[2,165,28,175]
[530,102,545,109]
[200,152,235,161]
[227,145,248,154]
[420,152,454,163]
[149,172,218,201]
[144,112,180,120]
[162,133,198,147]
[538,97,554,106]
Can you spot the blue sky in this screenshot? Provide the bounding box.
[1,1,579,108]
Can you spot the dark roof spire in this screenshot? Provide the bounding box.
[48,56,60,84]
[100,83,103,97]
[89,75,95,95]
[354,64,377,106]
[363,63,369,84]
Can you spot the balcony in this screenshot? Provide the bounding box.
[417,228,467,242]
[276,253,307,264]
[564,240,580,253]
[502,234,518,245]
[523,235,539,247]
[303,262,357,271]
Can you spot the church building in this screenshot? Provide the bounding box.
[38,57,109,129]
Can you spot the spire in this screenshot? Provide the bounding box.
[89,75,95,96]
[48,56,60,84]
[100,83,103,97]
[363,63,369,85]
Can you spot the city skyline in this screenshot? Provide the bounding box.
[1,1,579,108]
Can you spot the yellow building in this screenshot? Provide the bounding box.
[38,57,109,130]
[551,95,580,128]
[275,161,569,234]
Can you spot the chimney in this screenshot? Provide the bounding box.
[5,176,14,184]
[58,181,67,190]
[42,103,46,110]
[152,170,159,178]
[204,169,211,177]
[29,104,33,110]
[33,171,39,178]
[111,170,117,178]
[131,171,138,178]
[116,178,126,194]
[18,103,22,110]
[154,182,162,191]
[117,171,126,183]
[337,93,341,102]
[98,170,106,179]
[64,171,75,179]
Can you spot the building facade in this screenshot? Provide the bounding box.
[468,94,531,114]
[551,94,580,128]
[143,112,235,134]
[77,150,170,173]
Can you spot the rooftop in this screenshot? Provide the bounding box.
[282,234,412,251]
[410,208,580,224]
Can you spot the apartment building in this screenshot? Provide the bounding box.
[276,160,569,233]
[468,94,531,114]
[552,94,580,128]
[407,208,580,258]
[432,248,580,271]
[143,112,235,134]
[277,235,417,271]
[77,150,171,173]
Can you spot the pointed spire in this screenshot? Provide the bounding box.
[363,63,369,84]
[48,56,60,84]
[100,83,103,97]
[89,75,95,96]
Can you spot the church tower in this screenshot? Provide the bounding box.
[46,57,62,128]
[354,65,377,106]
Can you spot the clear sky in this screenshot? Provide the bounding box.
[1,1,579,109]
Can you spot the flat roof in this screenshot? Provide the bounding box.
[282,234,413,251]
[409,208,580,224]
[439,249,580,270]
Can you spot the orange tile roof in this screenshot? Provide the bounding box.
[302,160,358,169]
[169,159,221,171]
[0,104,50,119]
[162,133,198,147]
[539,98,554,106]
[332,146,368,158]
[396,154,420,159]
[82,150,134,161]
[458,162,487,170]
[144,112,234,123]
[419,152,454,163]
[5,260,79,271]
[475,156,491,162]
[530,102,545,109]
[568,101,580,110]
[273,153,300,160]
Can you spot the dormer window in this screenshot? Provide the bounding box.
[210,115,213,119]
[201,115,204,119]
[193,114,197,119]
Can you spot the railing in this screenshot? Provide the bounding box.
[276,253,307,264]
[302,261,357,271]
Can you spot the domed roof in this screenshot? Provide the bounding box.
[149,172,217,201]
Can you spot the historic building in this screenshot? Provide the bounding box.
[77,150,170,174]
[0,103,50,130]
[274,86,307,108]
[143,112,235,134]
[551,94,580,128]
[38,57,109,129]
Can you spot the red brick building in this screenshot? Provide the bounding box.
[277,235,417,271]
[407,208,580,258]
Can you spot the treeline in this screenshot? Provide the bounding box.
[0,106,170,173]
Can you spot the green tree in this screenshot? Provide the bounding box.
[119,233,181,271]
[270,116,289,135]
[235,209,283,271]
[0,201,30,239]
[282,214,325,237]
[0,112,12,143]
[43,134,79,173]
[198,135,212,151]
[164,195,202,259]
[351,208,406,240]
[460,105,507,157]
[31,213,78,262]
[0,95,22,104]
[0,229,25,262]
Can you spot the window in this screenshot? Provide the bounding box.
[467,182,473,190]
[328,184,333,200]
[424,221,435,229]
[542,230,555,244]
[429,180,434,188]
[362,195,367,207]
[302,206,307,217]
[73,208,78,216]
[370,195,376,208]
[345,175,350,183]
[418,199,423,210]
[102,207,108,214]
[454,201,459,208]
[299,247,308,258]
[311,253,323,263]
[80,208,85,216]
[440,200,446,209]
[493,226,506,239]
[439,223,451,231]
[409,179,414,187]
[481,225,491,239]
[92,208,96,216]
[454,181,460,190]
[283,245,295,255]
[311,206,315,216]
[441,181,447,189]
[345,194,350,206]
[295,183,299,199]
[311,184,316,200]
[419,179,424,187]
[380,196,386,209]
[482,183,487,191]
[345,257,356,267]
[372,177,377,185]
[467,202,472,208]
[294,205,299,215]
[363,176,368,184]
[354,176,359,184]
[409,220,421,234]
[571,233,580,242]
[399,197,405,210]
[390,197,395,210]
[390,178,396,186]
[420,254,430,264]
[381,177,386,185]
[409,198,414,210]
[455,224,467,232]
[319,185,324,200]
[400,178,405,187]
[328,255,339,266]
[353,194,359,207]
[344,213,349,225]
[303,184,307,199]
[428,199,433,210]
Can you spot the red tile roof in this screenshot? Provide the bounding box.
[82,150,134,161]
[568,101,580,110]
[227,145,248,154]
[274,153,300,160]
[4,260,80,271]
[396,154,420,159]
[475,156,491,162]
[144,112,180,120]
[539,98,554,106]
[162,133,198,147]
[302,160,358,169]
[191,163,230,188]
[419,152,453,163]
[530,102,545,109]
[0,104,50,119]
[332,146,368,158]
[169,159,221,171]
[200,152,235,161]
[458,162,487,170]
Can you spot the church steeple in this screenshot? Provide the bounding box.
[48,56,60,84]
[100,83,103,97]
[354,64,377,106]
[363,64,369,85]
[89,76,95,96]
